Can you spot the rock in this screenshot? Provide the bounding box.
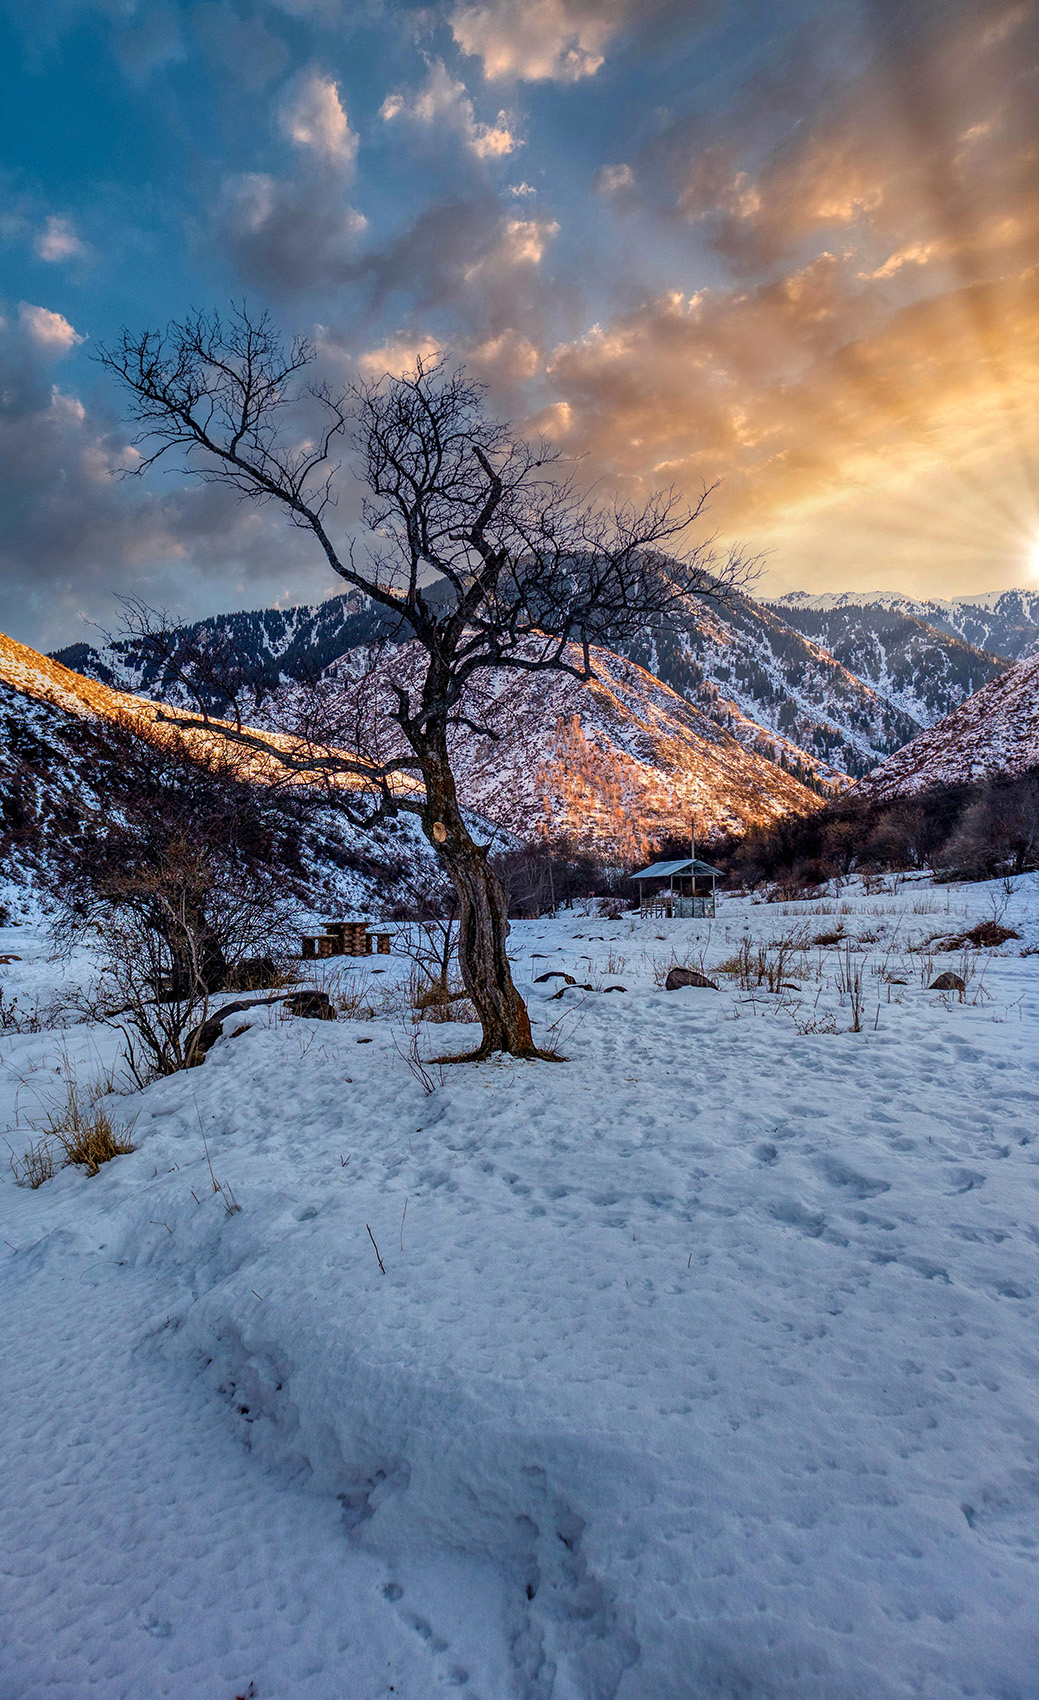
[665,967,719,991]
[930,972,966,994]
[283,990,337,1021]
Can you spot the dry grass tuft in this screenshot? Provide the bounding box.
[812,927,845,947]
[8,1136,56,1188]
[42,1080,137,1177]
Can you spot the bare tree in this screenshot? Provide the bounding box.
[940,773,1039,878]
[98,307,749,1059]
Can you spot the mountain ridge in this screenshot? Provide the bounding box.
[858,648,1039,802]
[52,581,998,781]
[770,589,1039,662]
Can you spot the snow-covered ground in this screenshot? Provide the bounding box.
[3,877,1039,1699]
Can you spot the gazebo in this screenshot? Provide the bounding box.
[630,857,720,918]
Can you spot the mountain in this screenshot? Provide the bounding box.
[762,601,1005,727]
[771,589,1039,663]
[857,649,1039,801]
[619,590,922,778]
[280,639,827,862]
[54,584,955,780]
[0,631,434,913]
[4,627,825,884]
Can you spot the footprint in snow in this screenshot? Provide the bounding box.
[816,1157,890,1199]
[768,1199,827,1238]
[380,1581,474,1691]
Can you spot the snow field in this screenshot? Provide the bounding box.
[3,877,1039,1698]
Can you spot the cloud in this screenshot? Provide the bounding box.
[490,0,1039,592]
[647,0,1039,287]
[278,69,357,170]
[467,325,541,381]
[381,60,521,159]
[355,333,443,379]
[17,303,85,353]
[0,301,349,650]
[215,170,366,293]
[33,215,89,263]
[468,214,559,272]
[317,195,565,332]
[541,248,1039,591]
[114,0,185,81]
[595,162,634,197]
[450,0,634,82]
[190,2,289,91]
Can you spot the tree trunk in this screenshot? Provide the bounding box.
[418,740,557,1061]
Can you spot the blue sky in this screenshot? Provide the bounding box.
[2,0,1038,648]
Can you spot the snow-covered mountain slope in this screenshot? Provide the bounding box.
[452,645,830,855]
[621,591,923,777]
[3,623,824,878]
[275,639,829,860]
[858,649,1039,800]
[772,589,1039,662]
[0,631,434,914]
[55,583,956,779]
[763,602,1005,727]
[52,592,384,704]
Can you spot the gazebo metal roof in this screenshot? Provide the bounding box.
[631,857,720,881]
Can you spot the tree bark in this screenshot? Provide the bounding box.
[418,738,556,1061]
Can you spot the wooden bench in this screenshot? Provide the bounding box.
[301,923,395,959]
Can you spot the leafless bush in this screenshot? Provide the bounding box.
[791,1009,839,1036]
[51,726,305,1084]
[714,931,810,992]
[393,1023,444,1094]
[812,926,845,947]
[938,775,1039,879]
[0,990,47,1033]
[835,945,866,1031]
[333,969,379,1021]
[713,939,756,989]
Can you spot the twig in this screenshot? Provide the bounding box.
[366,1223,386,1274]
[193,1093,221,1193]
[399,1197,408,1253]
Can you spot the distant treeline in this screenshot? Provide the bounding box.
[711,767,1039,891]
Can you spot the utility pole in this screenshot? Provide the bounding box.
[690,813,696,914]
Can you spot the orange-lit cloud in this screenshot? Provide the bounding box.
[528,0,1039,595]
